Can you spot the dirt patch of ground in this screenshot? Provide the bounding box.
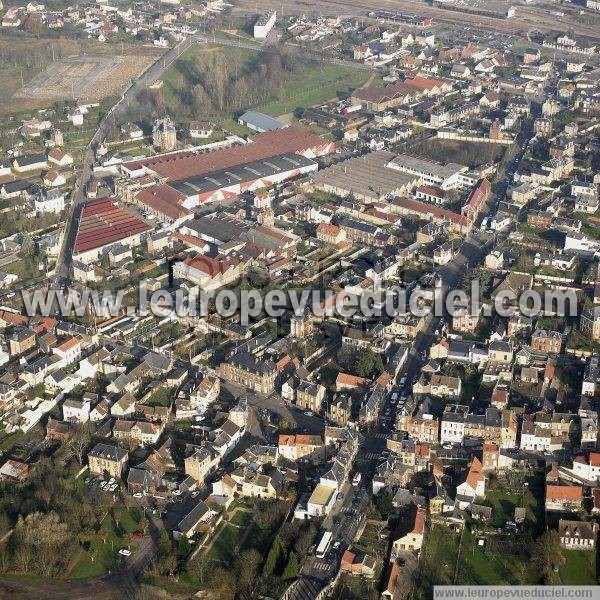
[15,53,157,103]
[0,575,128,600]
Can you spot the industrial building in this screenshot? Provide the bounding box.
[73,198,152,264]
[238,110,287,133]
[125,127,333,214]
[310,151,421,202]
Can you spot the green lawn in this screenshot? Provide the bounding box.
[417,524,538,594]
[230,510,252,527]
[207,523,246,562]
[559,550,597,585]
[457,529,532,586]
[240,521,271,554]
[70,508,145,579]
[144,386,175,408]
[256,62,371,117]
[485,487,540,532]
[206,514,271,561]
[411,525,459,600]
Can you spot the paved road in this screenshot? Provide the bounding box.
[55,37,197,281]
[282,232,490,600]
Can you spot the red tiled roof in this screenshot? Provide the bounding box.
[392,196,470,227]
[0,310,29,326]
[385,561,401,595]
[364,208,400,223]
[183,254,246,278]
[404,76,446,91]
[464,178,491,213]
[172,231,209,252]
[336,372,371,387]
[417,184,446,198]
[546,485,583,501]
[56,337,80,352]
[74,198,151,254]
[412,506,426,535]
[48,148,71,162]
[466,456,484,490]
[316,223,342,237]
[136,185,190,220]
[123,127,332,181]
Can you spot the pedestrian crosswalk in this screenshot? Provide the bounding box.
[364,451,385,460]
[312,560,333,573]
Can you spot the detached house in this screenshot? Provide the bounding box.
[48,148,73,167]
[62,398,91,423]
[531,329,562,354]
[52,337,81,367]
[88,443,128,478]
[488,340,513,364]
[558,520,598,550]
[456,457,485,509]
[546,485,584,513]
[392,505,426,555]
[216,352,276,394]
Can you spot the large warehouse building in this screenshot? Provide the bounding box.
[309,151,422,202]
[73,198,152,264]
[122,127,334,218]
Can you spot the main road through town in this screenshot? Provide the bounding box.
[281,229,492,600]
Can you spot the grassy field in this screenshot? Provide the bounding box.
[414,511,547,599]
[559,550,598,585]
[230,510,253,527]
[70,508,144,579]
[206,508,268,562]
[208,523,245,562]
[484,480,543,534]
[0,430,24,452]
[256,62,372,117]
[144,386,176,408]
[157,43,371,133]
[408,138,507,168]
[456,529,533,585]
[411,525,459,600]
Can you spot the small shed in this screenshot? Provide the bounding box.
[514,507,526,524]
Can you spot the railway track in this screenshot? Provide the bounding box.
[236,0,599,40]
